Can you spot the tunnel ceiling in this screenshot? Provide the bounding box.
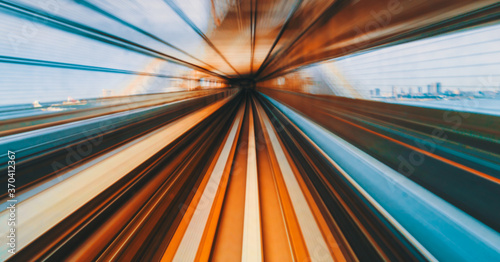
[203,0,499,80]
[7,0,498,81]
[166,0,500,80]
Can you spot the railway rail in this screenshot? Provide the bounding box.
[1,89,500,261]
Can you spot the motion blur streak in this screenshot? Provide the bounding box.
[1,0,500,261]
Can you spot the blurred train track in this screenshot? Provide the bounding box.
[258,87,500,232]
[1,88,500,261]
[0,89,234,197]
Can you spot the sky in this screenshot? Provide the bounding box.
[309,22,500,97]
[0,0,210,105]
